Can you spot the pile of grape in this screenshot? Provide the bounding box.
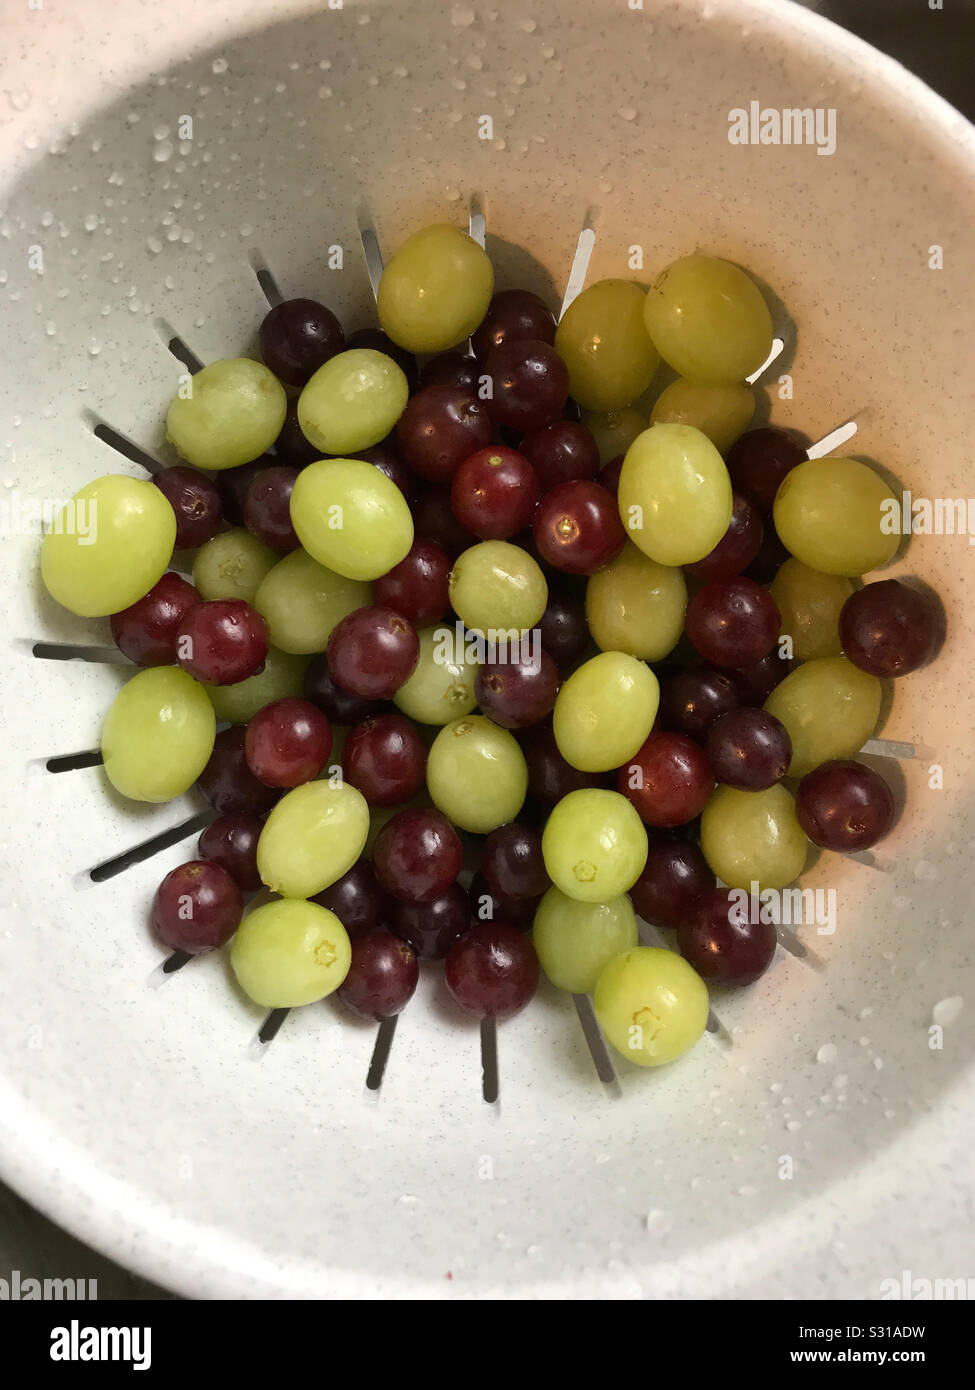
[40,223,944,1072]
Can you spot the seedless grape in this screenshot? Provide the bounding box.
[585,542,686,660]
[231,899,351,1007]
[643,255,773,385]
[257,780,370,898]
[773,457,899,576]
[583,407,648,466]
[448,540,547,634]
[593,947,709,1067]
[297,349,409,456]
[700,783,808,891]
[166,358,287,470]
[192,528,279,604]
[533,888,638,994]
[102,667,215,802]
[554,280,660,411]
[377,223,494,354]
[650,378,755,453]
[763,656,882,777]
[393,625,480,724]
[618,423,733,566]
[553,651,659,772]
[542,789,648,902]
[204,647,308,723]
[254,549,371,654]
[290,457,414,581]
[770,558,853,661]
[426,716,527,832]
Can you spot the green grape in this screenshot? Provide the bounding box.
[617,422,733,566]
[230,899,351,1008]
[649,378,755,454]
[554,280,660,412]
[448,541,547,635]
[770,558,853,662]
[593,947,708,1068]
[773,457,899,577]
[297,349,409,456]
[393,624,479,724]
[192,528,279,603]
[377,222,494,354]
[585,542,686,661]
[542,790,647,902]
[582,407,649,467]
[253,547,370,654]
[643,254,774,385]
[533,887,638,995]
[101,666,215,802]
[700,783,807,891]
[257,780,370,898]
[204,647,308,723]
[553,651,659,772]
[41,474,176,618]
[763,656,882,777]
[166,358,287,470]
[426,716,527,833]
[289,457,414,582]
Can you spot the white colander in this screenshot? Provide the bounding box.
[1,0,974,1300]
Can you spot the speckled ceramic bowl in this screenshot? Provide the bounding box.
[1,0,973,1299]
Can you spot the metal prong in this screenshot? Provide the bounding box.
[366,1015,398,1091]
[86,812,212,884]
[480,1017,499,1104]
[258,1008,289,1045]
[861,737,932,761]
[559,212,597,320]
[46,749,103,773]
[776,926,828,972]
[468,194,486,249]
[248,249,283,307]
[84,412,164,474]
[746,336,786,384]
[31,641,128,665]
[155,319,204,374]
[807,419,858,458]
[358,207,384,301]
[148,951,191,987]
[572,994,620,1089]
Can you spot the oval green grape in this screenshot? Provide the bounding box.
[582,407,648,467]
[618,423,733,567]
[101,666,215,802]
[297,349,409,456]
[254,547,371,653]
[426,715,527,833]
[773,457,899,577]
[643,254,773,385]
[553,650,659,772]
[542,789,648,903]
[700,783,808,892]
[192,528,279,603]
[204,647,308,723]
[585,542,686,661]
[770,558,853,662]
[393,625,479,724]
[290,457,414,582]
[649,378,755,454]
[377,223,494,354]
[257,780,370,898]
[231,899,351,1008]
[533,888,639,995]
[166,358,287,470]
[554,279,660,412]
[448,541,547,635]
[763,655,882,777]
[593,947,709,1068]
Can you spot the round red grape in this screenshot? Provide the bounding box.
[154,465,223,549]
[471,288,556,361]
[395,386,492,483]
[450,446,540,539]
[685,578,781,668]
[420,351,480,393]
[481,823,548,899]
[152,860,242,954]
[197,727,281,816]
[342,713,427,806]
[393,883,469,960]
[678,887,777,985]
[312,860,391,941]
[706,707,792,790]
[524,724,609,804]
[796,759,896,851]
[243,465,300,551]
[743,524,790,584]
[373,538,450,627]
[685,493,763,583]
[303,653,387,724]
[533,480,625,575]
[353,441,417,504]
[198,813,264,892]
[444,922,539,1020]
[411,484,478,556]
[839,579,944,678]
[618,732,715,828]
[597,454,625,498]
[468,872,541,932]
[485,339,569,433]
[630,836,716,930]
[259,297,345,386]
[475,648,559,728]
[729,650,795,706]
[537,593,589,667]
[726,427,806,517]
[338,930,419,1019]
[244,696,333,788]
[373,807,464,903]
[520,420,600,491]
[111,572,199,667]
[658,666,740,741]
[327,606,419,700]
[176,599,269,685]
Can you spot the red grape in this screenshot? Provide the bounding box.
[706,707,792,790]
[176,599,269,685]
[352,441,417,504]
[342,713,427,806]
[471,288,556,361]
[312,860,391,941]
[243,465,300,551]
[111,572,199,667]
[372,538,451,626]
[520,420,600,490]
[533,480,625,575]
[273,403,320,468]
[153,465,223,549]
[259,297,345,386]
[393,883,469,959]
[726,427,806,517]
[411,484,479,556]
[658,666,740,741]
[618,732,715,828]
[537,593,589,667]
[795,759,896,851]
[729,650,795,706]
[197,727,281,816]
[469,872,541,932]
[685,493,763,583]
[629,836,715,930]
[152,860,242,954]
[444,922,539,1020]
[685,578,781,668]
[524,724,609,804]
[395,386,492,483]
[198,813,264,892]
[244,697,333,788]
[743,524,790,584]
[338,930,419,1019]
[419,351,480,393]
[303,653,387,724]
[678,887,777,985]
[481,823,548,899]
[475,648,559,728]
[839,579,944,678]
[485,339,569,433]
[216,456,274,525]
[450,446,540,539]
[597,454,624,498]
[373,807,464,903]
[326,606,419,701]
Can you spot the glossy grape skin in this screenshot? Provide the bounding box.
[205,646,308,724]
[326,606,419,700]
[520,420,601,490]
[618,732,715,828]
[763,656,882,777]
[726,427,807,517]
[542,788,648,903]
[111,572,199,667]
[650,378,755,454]
[393,884,470,960]
[533,480,626,575]
[469,872,542,933]
[555,280,660,411]
[101,672,212,809]
[450,446,540,539]
[353,442,417,505]
[524,724,608,805]
[152,860,243,955]
[412,484,478,557]
[597,455,624,498]
[198,813,264,892]
[629,836,716,931]
[484,339,569,433]
[396,386,493,484]
[770,558,852,662]
[192,528,278,604]
[372,806,464,903]
[176,599,269,686]
[167,358,287,471]
[257,780,370,898]
[532,888,638,995]
[729,650,795,707]
[476,649,560,728]
[553,651,659,773]
[393,625,479,725]
[700,784,808,892]
[259,297,345,386]
[795,759,896,851]
[685,493,763,584]
[273,403,322,468]
[342,713,427,807]
[585,542,686,662]
[481,823,548,899]
[293,457,414,582]
[303,653,385,724]
[243,465,300,551]
[244,697,332,788]
[537,593,589,667]
[643,255,773,385]
[41,474,177,619]
[657,665,739,741]
[618,423,733,567]
[685,577,781,668]
[153,465,224,549]
[231,899,352,1008]
[427,716,528,833]
[744,524,790,585]
[345,328,420,395]
[198,726,281,816]
[773,457,900,576]
[583,407,648,467]
[216,457,275,527]
[338,931,419,1019]
[448,540,548,635]
[705,707,792,791]
[678,888,777,986]
[419,351,480,393]
[297,349,409,456]
[377,223,494,354]
[839,579,944,678]
[254,549,370,655]
[594,947,709,1067]
[312,860,392,941]
[471,288,556,361]
[444,923,539,1021]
